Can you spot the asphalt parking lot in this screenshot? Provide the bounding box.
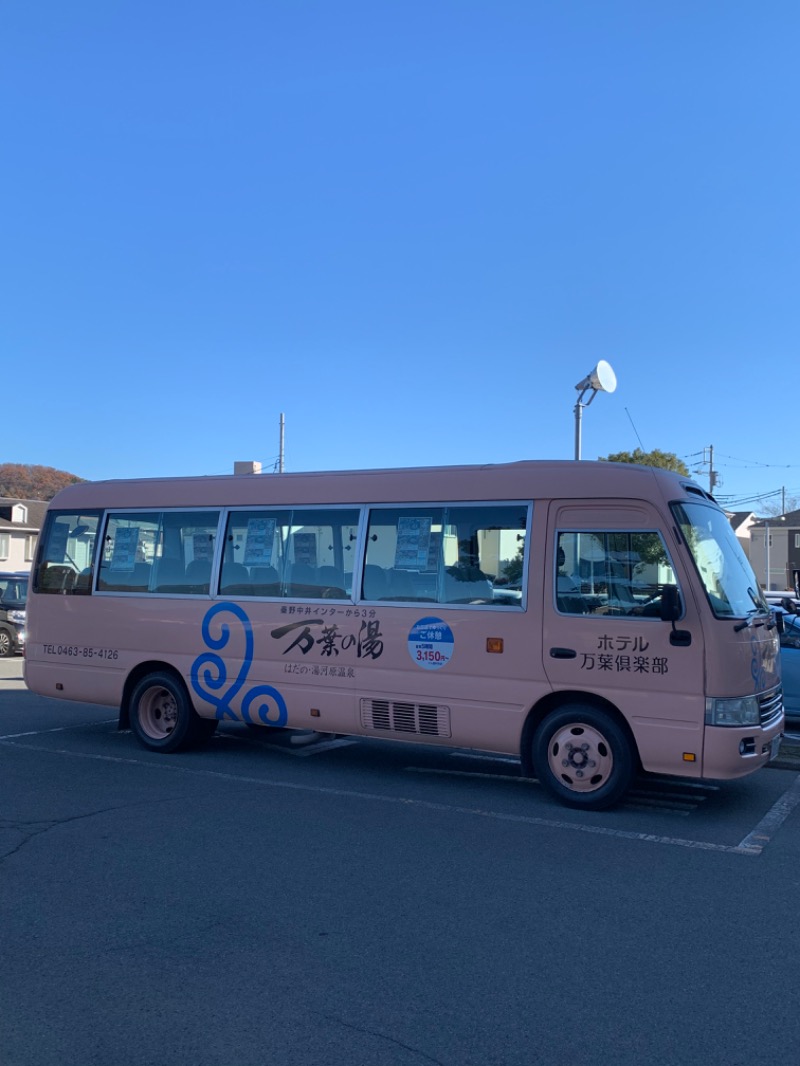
[3,653,800,855]
[5,653,800,1066]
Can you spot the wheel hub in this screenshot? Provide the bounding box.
[548,723,613,793]
[141,687,178,739]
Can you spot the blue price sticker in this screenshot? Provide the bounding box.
[408,617,454,670]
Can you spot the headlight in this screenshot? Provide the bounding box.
[705,696,761,727]
[8,610,25,625]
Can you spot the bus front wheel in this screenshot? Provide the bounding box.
[129,672,216,753]
[532,704,635,810]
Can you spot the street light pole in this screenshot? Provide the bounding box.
[573,361,618,460]
[574,400,584,463]
[757,514,785,591]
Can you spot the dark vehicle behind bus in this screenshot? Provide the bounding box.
[0,571,29,656]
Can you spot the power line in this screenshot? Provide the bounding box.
[716,488,783,508]
[713,452,800,471]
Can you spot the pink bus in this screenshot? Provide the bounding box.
[24,460,784,810]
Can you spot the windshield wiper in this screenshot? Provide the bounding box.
[734,606,777,632]
[747,587,764,611]
[734,609,763,632]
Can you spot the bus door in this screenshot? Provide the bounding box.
[542,500,707,776]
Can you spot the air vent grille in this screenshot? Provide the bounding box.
[360,698,451,737]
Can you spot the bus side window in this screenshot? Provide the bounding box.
[34,511,102,595]
[362,504,528,607]
[555,530,676,616]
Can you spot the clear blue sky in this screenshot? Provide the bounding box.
[2,1,798,510]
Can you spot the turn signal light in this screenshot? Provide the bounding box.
[486,638,504,654]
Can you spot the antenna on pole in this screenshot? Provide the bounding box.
[278,413,285,473]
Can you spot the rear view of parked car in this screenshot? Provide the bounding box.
[0,571,28,656]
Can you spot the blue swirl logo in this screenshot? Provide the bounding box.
[190,602,288,727]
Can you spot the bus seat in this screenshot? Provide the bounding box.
[557,573,588,614]
[220,562,251,595]
[362,564,388,600]
[388,568,430,601]
[99,564,148,593]
[287,562,316,597]
[443,566,494,604]
[317,566,346,598]
[153,558,188,593]
[75,566,94,592]
[185,559,212,593]
[251,566,281,597]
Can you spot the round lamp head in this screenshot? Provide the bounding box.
[589,360,617,394]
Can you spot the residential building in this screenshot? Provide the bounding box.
[726,511,757,561]
[0,497,48,572]
[748,511,800,593]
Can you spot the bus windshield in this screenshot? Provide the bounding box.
[672,501,763,619]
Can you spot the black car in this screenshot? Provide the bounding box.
[0,571,28,656]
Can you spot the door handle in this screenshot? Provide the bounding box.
[549,647,577,659]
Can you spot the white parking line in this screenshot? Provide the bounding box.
[0,734,793,856]
[735,774,800,854]
[0,719,117,739]
[406,766,534,785]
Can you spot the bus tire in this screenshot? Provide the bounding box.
[129,671,211,753]
[532,704,635,810]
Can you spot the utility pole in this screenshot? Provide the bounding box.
[278,413,285,473]
[696,446,719,493]
[707,445,718,493]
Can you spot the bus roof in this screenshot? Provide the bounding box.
[46,460,714,511]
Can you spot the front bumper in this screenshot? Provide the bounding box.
[703,716,784,779]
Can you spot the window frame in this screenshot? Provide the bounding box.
[554,527,679,620]
[95,507,225,597]
[219,504,362,601]
[358,500,532,610]
[36,499,534,610]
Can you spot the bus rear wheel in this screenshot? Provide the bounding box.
[129,671,216,753]
[532,704,635,810]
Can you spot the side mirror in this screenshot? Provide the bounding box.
[660,584,692,647]
[659,584,681,623]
